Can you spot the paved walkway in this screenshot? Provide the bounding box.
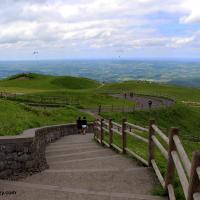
[0,134,167,200]
[111,94,174,110]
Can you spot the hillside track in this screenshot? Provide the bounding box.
[111,94,175,110]
[83,94,175,117]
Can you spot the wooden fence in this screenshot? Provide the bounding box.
[94,118,200,200]
[0,92,80,107]
[97,104,136,114]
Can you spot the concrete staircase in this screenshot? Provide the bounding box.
[0,134,168,200]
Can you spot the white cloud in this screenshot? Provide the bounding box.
[0,0,199,57]
[180,0,200,24]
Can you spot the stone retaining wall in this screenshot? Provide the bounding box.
[0,123,93,179]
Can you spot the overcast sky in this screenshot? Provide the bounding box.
[0,0,200,60]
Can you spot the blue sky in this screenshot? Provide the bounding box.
[0,0,200,60]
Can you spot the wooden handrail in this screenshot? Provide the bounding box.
[151,159,165,188]
[111,128,122,136]
[171,151,189,198]
[125,122,148,132]
[102,121,109,127]
[111,143,123,153]
[173,134,191,177]
[125,130,148,143]
[167,184,176,200]
[152,124,169,144]
[94,118,200,200]
[188,151,200,200]
[197,167,200,180]
[112,121,122,128]
[102,127,109,132]
[151,135,168,160]
[125,148,148,166]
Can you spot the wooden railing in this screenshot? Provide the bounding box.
[94,118,200,200]
[0,92,80,107]
[98,104,135,114]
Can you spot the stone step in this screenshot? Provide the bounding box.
[48,154,120,165]
[47,142,97,149]
[46,149,116,162]
[54,134,93,143]
[49,155,138,170]
[46,144,97,152]
[21,168,157,195]
[0,180,167,200]
[46,146,101,156]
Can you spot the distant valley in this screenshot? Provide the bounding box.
[0,59,200,87]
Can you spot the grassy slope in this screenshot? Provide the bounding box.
[0,99,93,136]
[0,73,199,199]
[100,80,200,102]
[102,103,200,138]
[0,73,100,92]
[98,80,200,199]
[0,73,135,108]
[29,90,135,108]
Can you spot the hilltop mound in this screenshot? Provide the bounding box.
[51,76,100,89]
[8,73,36,80]
[0,73,100,91]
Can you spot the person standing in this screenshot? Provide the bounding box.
[76,117,82,134]
[82,117,87,135]
[148,100,153,109]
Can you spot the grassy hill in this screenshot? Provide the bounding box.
[0,99,93,136]
[99,80,200,102]
[1,73,200,137]
[0,73,100,92]
[0,73,200,199]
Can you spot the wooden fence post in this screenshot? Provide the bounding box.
[148,119,155,166]
[187,151,200,200]
[165,128,179,189]
[98,105,102,115]
[122,119,127,154]
[100,118,104,144]
[109,119,113,146]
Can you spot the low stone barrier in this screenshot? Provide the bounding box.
[0,123,93,179]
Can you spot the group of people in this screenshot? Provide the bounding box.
[76,117,88,135]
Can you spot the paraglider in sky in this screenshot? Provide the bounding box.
[33,51,39,55]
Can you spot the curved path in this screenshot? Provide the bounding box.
[1,134,167,200]
[111,94,175,110]
[83,94,175,117]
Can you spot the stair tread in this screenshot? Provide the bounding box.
[0,180,168,200]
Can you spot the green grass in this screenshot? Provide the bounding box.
[0,99,94,136]
[99,80,200,102]
[101,104,200,199]
[102,103,200,138]
[1,73,200,199]
[0,73,100,92]
[27,90,135,109]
